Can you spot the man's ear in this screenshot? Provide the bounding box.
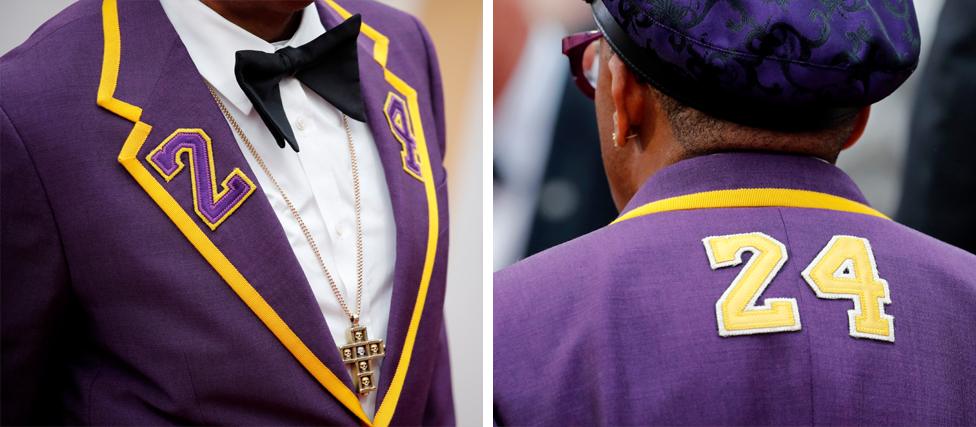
[608,53,645,146]
[842,106,871,150]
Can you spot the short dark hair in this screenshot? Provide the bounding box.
[652,87,859,161]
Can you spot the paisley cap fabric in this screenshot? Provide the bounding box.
[589,0,920,131]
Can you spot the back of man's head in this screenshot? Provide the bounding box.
[655,88,859,162]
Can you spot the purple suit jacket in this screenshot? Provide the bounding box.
[495,153,976,425]
[1,0,453,425]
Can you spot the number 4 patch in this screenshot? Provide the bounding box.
[802,236,894,342]
[703,233,894,342]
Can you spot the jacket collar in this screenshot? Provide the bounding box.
[620,152,871,217]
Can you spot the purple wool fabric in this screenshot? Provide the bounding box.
[0,0,453,424]
[494,153,976,425]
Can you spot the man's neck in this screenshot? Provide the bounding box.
[200,1,305,43]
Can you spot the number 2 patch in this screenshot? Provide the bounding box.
[703,233,894,342]
[147,128,257,231]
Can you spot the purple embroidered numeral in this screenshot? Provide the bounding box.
[383,92,423,180]
[147,129,256,230]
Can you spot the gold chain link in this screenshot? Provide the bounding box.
[206,83,366,323]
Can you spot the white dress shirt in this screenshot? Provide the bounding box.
[160,1,395,415]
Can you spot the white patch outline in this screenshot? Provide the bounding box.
[703,232,802,337]
[801,235,895,342]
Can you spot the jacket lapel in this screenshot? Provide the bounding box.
[104,0,369,423]
[315,2,431,405]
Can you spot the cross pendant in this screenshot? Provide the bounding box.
[338,323,385,395]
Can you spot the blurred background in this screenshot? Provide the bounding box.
[494,0,975,270]
[0,0,482,424]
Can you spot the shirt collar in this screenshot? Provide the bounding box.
[619,152,871,216]
[159,0,327,115]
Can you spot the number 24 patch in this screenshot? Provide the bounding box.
[703,233,894,342]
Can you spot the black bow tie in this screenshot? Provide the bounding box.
[234,14,366,152]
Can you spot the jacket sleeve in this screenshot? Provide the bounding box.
[422,320,456,426]
[1,104,73,424]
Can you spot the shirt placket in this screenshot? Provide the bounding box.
[281,78,361,305]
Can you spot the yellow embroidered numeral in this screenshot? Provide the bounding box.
[801,236,894,342]
[703,233,801,336]
[703,233,894,342]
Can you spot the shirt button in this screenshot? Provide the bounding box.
[295,118,306,132]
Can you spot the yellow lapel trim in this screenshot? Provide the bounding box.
[98,0,402,424]
[612,188,890,225]
[321,1,441,425]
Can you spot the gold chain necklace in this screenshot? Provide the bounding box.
[207,83,384,395]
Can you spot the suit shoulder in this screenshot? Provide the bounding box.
[338,0,437,71]
[1,0,102,118]
[884,221,976,282]
[0,0,101,75]
[494,223,640,314]
[335,0,427,41]
[496,230,606,290]
[343,0,416,19]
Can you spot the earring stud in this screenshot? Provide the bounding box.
[612,131,639,148]
[611,112,638,147]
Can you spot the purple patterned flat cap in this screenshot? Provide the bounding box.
[589,0,920,131]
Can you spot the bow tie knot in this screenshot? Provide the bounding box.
[234,14,367,152]
[276,48,301,73]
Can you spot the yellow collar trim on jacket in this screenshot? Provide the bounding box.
[322,1,441,425]
[612,188,890,225]
[99,0,440,425]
